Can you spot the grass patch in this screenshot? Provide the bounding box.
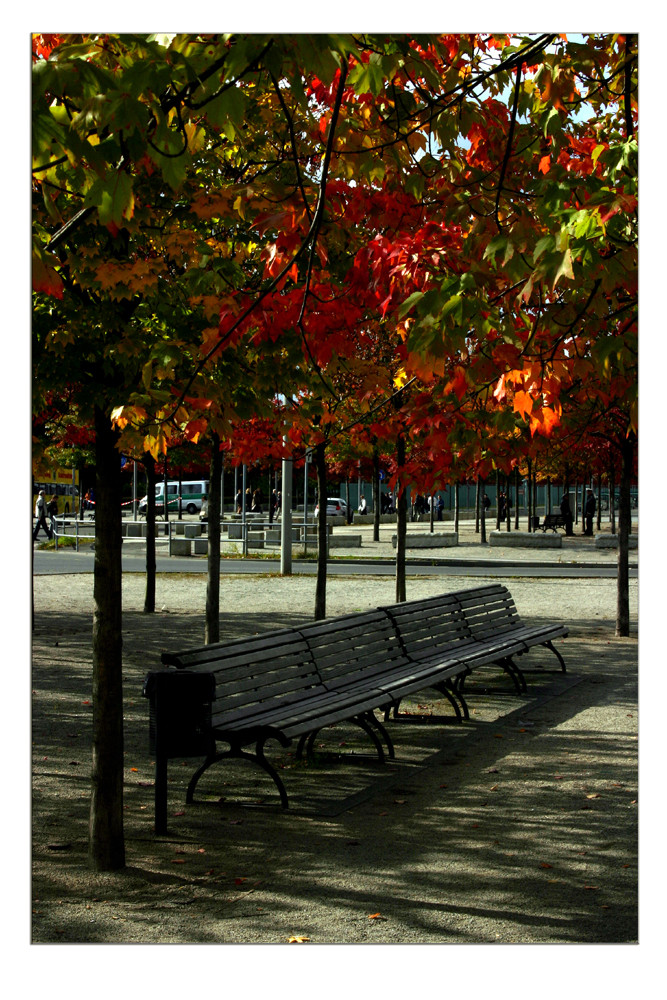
[36,536,95,551]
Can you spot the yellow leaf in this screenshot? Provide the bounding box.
[288,935,310,943]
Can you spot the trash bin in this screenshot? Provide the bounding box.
[143,669,215,759]
[531,515,540,530]
[143,669,216,833]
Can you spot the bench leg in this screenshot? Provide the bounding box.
[519,640,568,676]
[186,743,290,809]
[495,656,527,694]
[436,680,470,721]
[297,713,393,763]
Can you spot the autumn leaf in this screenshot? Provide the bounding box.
[288,935,311,943]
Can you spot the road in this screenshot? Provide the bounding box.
[32,547,637,579]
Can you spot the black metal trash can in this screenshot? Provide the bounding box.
[143,669,216,832]
[531,515,541,530]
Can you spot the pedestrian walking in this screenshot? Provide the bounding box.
[437,495,444,521]
[358,495,367,515]
[33,490,53,541]
[235,489,242,513]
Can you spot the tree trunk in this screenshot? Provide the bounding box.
[514,468,520,530]
[372,445,380,542]
[496,472,502,531]
[527,459,532,531]
[616,435,635,637]
[205,432,222,644]
[89,405,125,871]
[314,441,328,620]
[395,433,407,603]
[345,478,352,524]
[610,464,616,534]
[454,482,460,533]
[474,478,480,533]
[480,475,487,544]
[143,454,156,614]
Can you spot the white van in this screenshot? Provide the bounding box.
[139,480,209,516]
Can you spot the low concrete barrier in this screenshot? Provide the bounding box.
[328,534,362,548]
[489,530,561,548]
[391,532,459,549]
[595,534,638,549]
[170,538,191,556]
[184,524,201,538]
[193,538,208,555]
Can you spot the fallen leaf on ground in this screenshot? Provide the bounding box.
[288,935,310,943]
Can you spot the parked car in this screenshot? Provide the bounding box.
[314,497,349,517]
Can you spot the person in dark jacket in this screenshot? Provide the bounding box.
[560,493,574,536]
[584,489,596,536]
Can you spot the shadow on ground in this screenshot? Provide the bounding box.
[32,607,637,944]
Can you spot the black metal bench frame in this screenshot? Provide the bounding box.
[540,513,568,532]
[145,585,568,830]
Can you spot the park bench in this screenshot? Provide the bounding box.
[540,513,568,532]
[145,584,568,830]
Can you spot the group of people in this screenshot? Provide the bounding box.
[235,487,267,515]
[410,494,446,521]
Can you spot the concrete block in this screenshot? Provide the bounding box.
[184,524,201,538]
[193,538,208,555]
[391,532,459,549]
[489,530,561,548]
[170,538,191,556]
[328,534,362,548]
[125,523,147,538]
[595,533,638,549]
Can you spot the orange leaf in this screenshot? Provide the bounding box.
[513,389,533,420]
[288,935,311,943]
[539,155,551,174]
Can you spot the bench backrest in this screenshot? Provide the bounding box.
[380,592,471,662]
[299,609,410,689]
[162,627,321,726]
[455,584,522,640]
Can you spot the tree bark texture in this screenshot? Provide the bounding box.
[616,435,635,637]
[143,454,156,614]
[314,442,328,620]
[372,446,380,542]
[395,433,407,603]
[206,432,223,644]
[89,405,125,871]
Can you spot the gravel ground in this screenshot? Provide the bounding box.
[30,561,639,964]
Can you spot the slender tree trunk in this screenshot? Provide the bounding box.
[314,441,328,620]
[480,475,487,544]
[205,432,222,644]
[596,474,602,531]
[395,433,407,603]
[89,405,125,871]
[474,478,480,533]
[514,468,520,530]
[143,454,156,614]
[372,445,380,542]
[345,478,352,524]
[616,435,635,637]
[527,458,532,531]
[496,472,502,531]
[163,463,168,525]
[610,464,616,534]
[454,482,460,533]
